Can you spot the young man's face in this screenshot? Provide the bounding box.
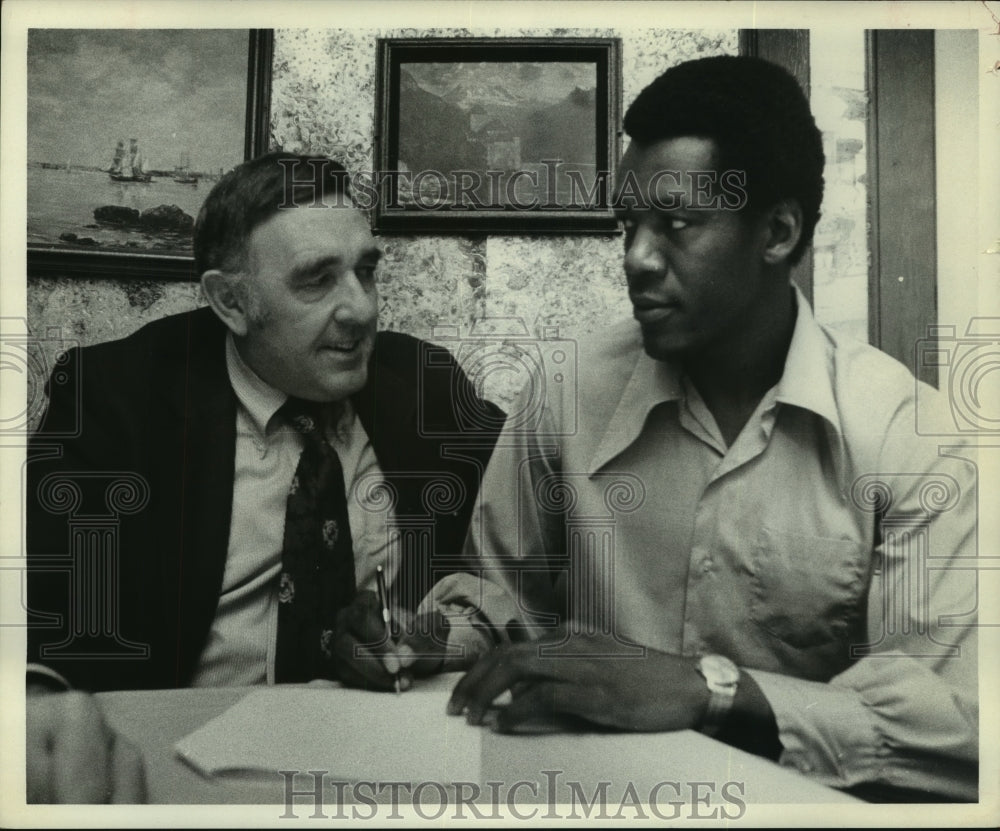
[615,136,773,362]
[237,204,380,402]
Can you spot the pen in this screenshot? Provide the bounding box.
[375,565,401,695]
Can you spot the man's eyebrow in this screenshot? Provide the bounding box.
[288,255,342,282]
[287,248,382,282]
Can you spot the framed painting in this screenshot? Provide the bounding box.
[373,38,622,234]
[26,29,272,281]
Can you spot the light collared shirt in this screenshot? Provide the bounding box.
[431,286,978,800]
[191,334,398,686]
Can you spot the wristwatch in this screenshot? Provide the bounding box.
[695,654,740,736]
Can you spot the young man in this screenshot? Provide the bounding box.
[25,152,502,801]
[398,56,977,802]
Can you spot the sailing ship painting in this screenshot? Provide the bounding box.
[108,138,153,183]
[28,30,252,258]
[172,152,199,185]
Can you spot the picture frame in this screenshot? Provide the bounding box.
[373,38,622,234]
[26,29,273,282]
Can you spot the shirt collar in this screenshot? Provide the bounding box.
[774,285,843,437]
[588,344,684,475]
[775,285,849,489]
[226,332,286,438]
[588,284,847,482]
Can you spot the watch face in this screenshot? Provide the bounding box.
[700,654,740,686]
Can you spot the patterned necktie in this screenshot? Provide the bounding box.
[274,397,357,682]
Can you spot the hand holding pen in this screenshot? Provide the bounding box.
[331,581,454,692]
[375,565,402,695]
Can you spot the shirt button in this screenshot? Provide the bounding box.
[700,559,714,575]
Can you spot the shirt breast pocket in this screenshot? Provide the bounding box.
[749,526,869,650]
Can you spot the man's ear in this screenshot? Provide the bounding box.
[761,200,804,266]
[201,270,250,337]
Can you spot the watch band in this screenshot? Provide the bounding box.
[696,654,740,737]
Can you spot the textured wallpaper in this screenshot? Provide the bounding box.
[809,31,870,345]
[24,25,872,418]
[24,27,874,415]
[269,27,737,405]
[25,27,737,416]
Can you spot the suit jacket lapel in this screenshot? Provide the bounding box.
[157,309,236,684]
[356,333,418,475]
[357,333,447,610]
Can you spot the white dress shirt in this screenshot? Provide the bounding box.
[191,334,398,685]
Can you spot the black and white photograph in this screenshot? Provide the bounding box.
[1,0,997,827]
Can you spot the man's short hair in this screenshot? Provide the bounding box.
[623,54,824,264]
[193,151,351,276]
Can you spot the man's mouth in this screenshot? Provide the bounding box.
[631,297,679,325]
[322,339,363,355]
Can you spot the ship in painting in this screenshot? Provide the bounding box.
[172,152,199,185]
[109,138,152,183]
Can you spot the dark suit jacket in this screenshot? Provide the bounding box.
[26,307,503,692]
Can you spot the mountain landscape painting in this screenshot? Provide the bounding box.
[396,61,599,209]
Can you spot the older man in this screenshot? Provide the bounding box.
[25,153,502,801]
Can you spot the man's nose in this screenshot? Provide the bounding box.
[623,225,666,287]
[333,272,376,325]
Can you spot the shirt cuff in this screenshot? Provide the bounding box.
[440,614,492,670]
[417,572,525,668]
[745,667,884,788]
[26,663,72,692]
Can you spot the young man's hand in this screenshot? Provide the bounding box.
[447,632,777,749]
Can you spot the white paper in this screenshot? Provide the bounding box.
[174,674,482,783]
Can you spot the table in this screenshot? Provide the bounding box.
[96,675,860,810]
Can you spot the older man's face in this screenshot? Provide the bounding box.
[237,204,380,402]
